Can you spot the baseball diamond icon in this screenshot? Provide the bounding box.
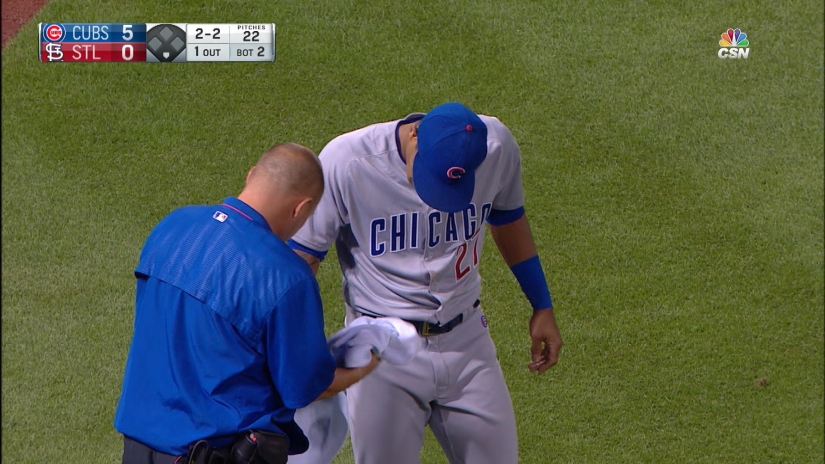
[146,24,186,62]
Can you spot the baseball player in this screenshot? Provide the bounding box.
[288,102,562,464]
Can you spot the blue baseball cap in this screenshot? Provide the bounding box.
[412,102,488,213]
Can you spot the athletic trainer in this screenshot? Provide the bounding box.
[114,143,379,464]
[289,103,563,464]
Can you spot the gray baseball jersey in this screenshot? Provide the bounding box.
[290,112,525,464]
[290,114,524,324]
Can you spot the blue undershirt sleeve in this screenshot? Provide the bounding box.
[486,206,525,226]
[287,239,329,261]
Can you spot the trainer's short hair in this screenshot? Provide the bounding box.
[255,143,323,198]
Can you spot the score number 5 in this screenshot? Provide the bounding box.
[121,25,134,60]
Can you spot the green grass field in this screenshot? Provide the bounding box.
[3,0,823,462]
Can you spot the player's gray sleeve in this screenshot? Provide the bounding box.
[485,117,525,211]
[291,137,352,254]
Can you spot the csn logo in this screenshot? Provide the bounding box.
[718,28,750,59]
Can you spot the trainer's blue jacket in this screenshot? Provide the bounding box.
[114,196,336,455]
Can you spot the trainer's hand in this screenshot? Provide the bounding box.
[528,308,562,374]
[317,353,381,400]
[360,351,381,376]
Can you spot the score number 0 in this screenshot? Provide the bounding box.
[121,24,135,61]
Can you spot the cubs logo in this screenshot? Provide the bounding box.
[43,23,65,42]
[447,167,465,179]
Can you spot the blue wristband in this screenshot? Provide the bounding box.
[510,255,553,310]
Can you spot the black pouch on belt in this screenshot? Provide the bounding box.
[230,430,289,464]
[186,439,231,464]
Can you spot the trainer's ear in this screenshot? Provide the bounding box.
[245,166,255,185]
[292,197,315,219]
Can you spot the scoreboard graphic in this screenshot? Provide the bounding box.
[39,23,276,62]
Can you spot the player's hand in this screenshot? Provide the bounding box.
[528,308,562,374]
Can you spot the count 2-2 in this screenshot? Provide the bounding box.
[195,28,220,39]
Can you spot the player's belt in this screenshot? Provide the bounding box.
[361,300,480,336]
[411,314,463,336]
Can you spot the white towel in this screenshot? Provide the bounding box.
[327,316,421,367]
[291,317,420,464]
[290,393,349,464]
